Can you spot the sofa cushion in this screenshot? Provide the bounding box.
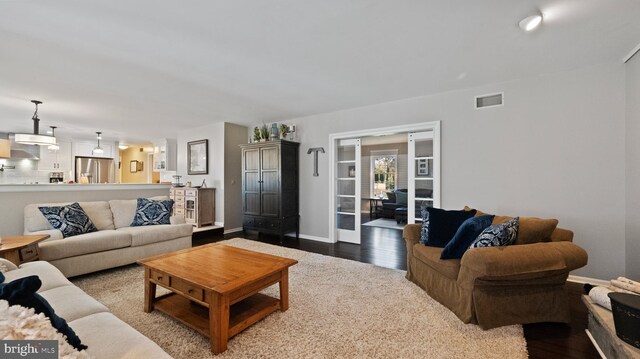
[38,203,98,238]
[116,223,193,247]
[131,198,174,226]
[109,196,170,229]
[441,215,494,260]
[470,217,519,248]
[413,244,461,280]
[70,312,172,359]
[25,201,115,232]
[0,259,18,273]
[424,207,476,248]
[38,285,109,323]
[2,262,72,292]
[0,273,87,350]
[39,230,132,261]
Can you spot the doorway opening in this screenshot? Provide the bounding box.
[329,122,441,246]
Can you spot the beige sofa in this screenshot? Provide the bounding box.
[23,197,192,277]
[3,260,172,358]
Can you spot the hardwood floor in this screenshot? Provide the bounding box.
[194,223,599,359]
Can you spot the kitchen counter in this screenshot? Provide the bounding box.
[0,183,171,193]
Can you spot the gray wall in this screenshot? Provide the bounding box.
[224,123,249,231]
[279,63,626,279]
[176,122,247,229]
[0,187,170,237]
[626,53,640,279]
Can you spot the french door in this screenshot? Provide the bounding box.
[334,138,361,243]
[407,131,440,223]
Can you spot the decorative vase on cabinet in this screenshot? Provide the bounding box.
[240,140,299,241]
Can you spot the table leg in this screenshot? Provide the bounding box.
[143,267,156,313]
[279,269,289,311]
[209,292,230,354]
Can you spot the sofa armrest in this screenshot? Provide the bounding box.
[170,216,186,225]
[458,241,588,285]
[403,224,421,247]
[23,229,63,241]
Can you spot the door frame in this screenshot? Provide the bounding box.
[328,121,441,243]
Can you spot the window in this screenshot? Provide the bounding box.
[370,151,397,198]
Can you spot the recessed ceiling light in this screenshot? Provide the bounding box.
[118,145,129,150]
[519,14,543,32]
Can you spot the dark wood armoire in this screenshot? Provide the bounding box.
[240,140,299,240]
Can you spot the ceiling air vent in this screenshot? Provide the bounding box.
[475,92,503,109]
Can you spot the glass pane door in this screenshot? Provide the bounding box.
[335,138,361,243]
[408,131,438,224]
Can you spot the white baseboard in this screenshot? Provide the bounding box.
[298,234,333,243]
[568,275,610,287]
[224,227,243,235]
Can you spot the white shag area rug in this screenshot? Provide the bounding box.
[362,218,405,230]
[72,238,528,359]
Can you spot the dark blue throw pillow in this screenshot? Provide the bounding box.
[440,215,495,259]
[469,217,520,248]
[38,202,97,238]
[0,272,87,351]
[424,207,477,248]
[131,198,174,226]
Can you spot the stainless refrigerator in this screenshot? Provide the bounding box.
[75,156,116,184]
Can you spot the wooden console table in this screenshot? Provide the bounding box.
[583,295,640,358]
[0,234,49,265]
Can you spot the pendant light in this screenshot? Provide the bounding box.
[15,100,57,146]
[93,131,104,155]
[47,126,60,151]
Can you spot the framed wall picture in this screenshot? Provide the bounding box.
[417,159,429,176]
[130,160,143,173]
[187,139,209,175]
[348,165,356,177]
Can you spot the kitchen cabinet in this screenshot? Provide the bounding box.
[39,141,72,171]
[152,139,176,172]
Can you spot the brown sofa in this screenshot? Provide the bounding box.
[403,223,588,329]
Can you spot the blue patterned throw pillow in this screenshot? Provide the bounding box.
[419,206,430,245]
[469,217,519,248]
[131,198,174,226]
[38,202,97,238]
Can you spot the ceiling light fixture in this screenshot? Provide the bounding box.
[47,126,60,151]
[93,131,104,155]
[14,100,57,146]
[118,144,129,150]
[519,13,543,32]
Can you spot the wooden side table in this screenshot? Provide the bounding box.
[0,234,50,266]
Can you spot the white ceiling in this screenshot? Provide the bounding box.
[0,0,639,143]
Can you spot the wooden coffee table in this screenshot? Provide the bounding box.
[0,234,50,265]
[138,243,298,354]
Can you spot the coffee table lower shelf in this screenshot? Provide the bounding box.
[154,292,280,338]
